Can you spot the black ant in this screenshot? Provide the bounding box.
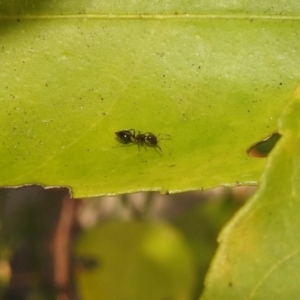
[115,129,169,151]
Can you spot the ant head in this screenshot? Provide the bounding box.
[115,130,133,144]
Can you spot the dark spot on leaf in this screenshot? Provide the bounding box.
[247,132,281,158]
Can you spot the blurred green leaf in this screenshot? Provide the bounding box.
[75,221,196,300]
[170,189,246,298]
[1,2,300,197]
[201,85,300,299]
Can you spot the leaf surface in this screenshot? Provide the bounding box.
[1,2,300,197]
[201,85,300,299]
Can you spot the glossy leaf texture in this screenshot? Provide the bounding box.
[1,1,300,197]
[201,85,300,299]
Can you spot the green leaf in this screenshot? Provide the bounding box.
[1,2,300,197]
[75,221,196,300]
[201,85,300,299]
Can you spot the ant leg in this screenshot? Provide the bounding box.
[128,129,136,143]
[157,134,170,152]
[128,128,135,136]
[137,131,141,151]
[157,133,171,140]
[114,142,134,148]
